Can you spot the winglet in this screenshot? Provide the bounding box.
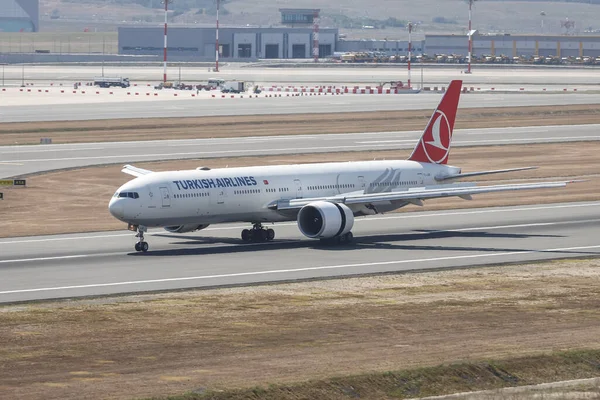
[121,164,153,178]
[408,80,462,165]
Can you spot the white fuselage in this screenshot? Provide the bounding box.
[108,160,460,228]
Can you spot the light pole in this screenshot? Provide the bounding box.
[407,22,413,89]
[466,0,477,74]
[313,9,320,63]
[215,0,219,72]
[102,36,105,77]
[540,11,546,34]
[162,0,173,83]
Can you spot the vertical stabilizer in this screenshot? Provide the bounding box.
[408,80,463,164]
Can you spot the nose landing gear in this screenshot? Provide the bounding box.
[241,223,275,243]
[131,225,149,252]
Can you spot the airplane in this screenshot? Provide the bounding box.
[109,80,575,252]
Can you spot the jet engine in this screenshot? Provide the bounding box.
[297,201,354,239]
[164,224,210,233]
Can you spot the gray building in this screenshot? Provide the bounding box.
[0,0,39,32]
[426,33,600,58]
[119,26,338,61]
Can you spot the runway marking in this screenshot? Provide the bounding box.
[1,244,599,296]
[0,162,23,165]
[0,219,597,264]
[0,147,103,155]
[427,218,600,233]
[0,202,598,245]
[7,135,600,163]
[6,144,395,162]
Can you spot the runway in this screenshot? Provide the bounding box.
[1,201,598,303]
[2,92,600,123]
[2,124,599,178]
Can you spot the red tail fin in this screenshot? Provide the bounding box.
[408,80,462,164]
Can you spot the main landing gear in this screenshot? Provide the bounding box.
[132,225,149,252]
[241,223,275,243]
[320,231,354,245]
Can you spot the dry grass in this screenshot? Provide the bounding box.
[1,258,600,399]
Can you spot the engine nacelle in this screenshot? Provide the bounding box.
[297,201,354,239]
[164,224,210,233]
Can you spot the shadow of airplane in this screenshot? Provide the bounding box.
[128,229,596,259]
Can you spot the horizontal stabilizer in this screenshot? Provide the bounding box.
[121,164,153,178]
[435,166,538,181]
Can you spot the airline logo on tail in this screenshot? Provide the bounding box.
[424,110,451,163]
[409,80,462,165]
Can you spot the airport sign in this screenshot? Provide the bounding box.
[0,179,26,187]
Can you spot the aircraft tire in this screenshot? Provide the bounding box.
[135,242,141,252]
[241,229,251,242]
[267,229,275,241]
[344,232,354,243]
[259,229,268,242]
[141,242,149,252]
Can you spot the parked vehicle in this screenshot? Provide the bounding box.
[154,82,174,90]
[94,77,130,88]
[221,81,245,93]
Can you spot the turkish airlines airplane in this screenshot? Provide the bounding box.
[109,80,573,252]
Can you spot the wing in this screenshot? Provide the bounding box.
[121,164,153,178]
[435,166,538,181]
[269,180,575,212]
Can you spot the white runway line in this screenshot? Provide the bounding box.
[1,244,599,296]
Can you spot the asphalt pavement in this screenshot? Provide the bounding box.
[1,201,598,303]
[2,92,600,123]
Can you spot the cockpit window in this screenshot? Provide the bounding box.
[118,192,139,199]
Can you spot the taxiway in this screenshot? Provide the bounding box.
[2,124,599,178]
[2,92,600,123]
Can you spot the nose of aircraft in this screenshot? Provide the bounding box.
[109,198,124,220]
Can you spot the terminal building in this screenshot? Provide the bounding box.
[117,4,600,62]
[119,9,337,61]
[0,0,39,32]
[426,33,600,58]
[118,26,338,61]
[118,28,600,61]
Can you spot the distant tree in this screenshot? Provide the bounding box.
[433,16,458,24]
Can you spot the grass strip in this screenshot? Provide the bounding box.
[161,349,600,400]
